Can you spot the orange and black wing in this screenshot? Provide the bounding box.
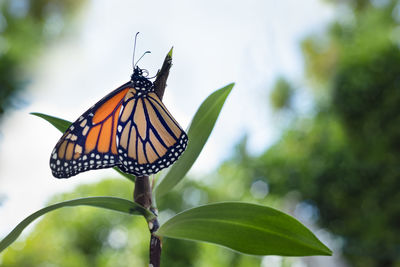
[50,83,131,178]
[116,89,188,176]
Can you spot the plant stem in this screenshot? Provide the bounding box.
[133,48,173,267]
[134,176,152,208]
[134,176,161,267]
[153,47,173,100]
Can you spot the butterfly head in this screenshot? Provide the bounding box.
[131,66,153,92]
[132,66,144,77]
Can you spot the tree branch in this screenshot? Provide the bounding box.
[133,47,173,267]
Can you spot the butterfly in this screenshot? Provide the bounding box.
[50,62,188,178]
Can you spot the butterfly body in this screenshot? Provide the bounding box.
[50,66,188,178]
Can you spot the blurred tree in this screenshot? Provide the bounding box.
[269,77,294,111]
[238,1,400,266]
[0,0,83,120]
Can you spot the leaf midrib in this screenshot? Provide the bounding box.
[159,216,323,252]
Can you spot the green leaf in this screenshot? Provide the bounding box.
[155,83,234,200]
[113,167,136,182]
[30,112,136,182]
[0,197,155,253]
[31,112,71,132]
[156,202,332,256]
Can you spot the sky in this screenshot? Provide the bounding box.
[0,0,335,252]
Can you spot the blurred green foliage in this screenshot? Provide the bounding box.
[0,0,82,119]
[0,178,265,267]
[270,77,293,111]
[241,1,400,266]
[1,179,150,267]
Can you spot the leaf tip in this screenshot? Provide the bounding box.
[320,245,333,256]
[311,238,332,256]
[168,47,173,58]
[224,82,235,93]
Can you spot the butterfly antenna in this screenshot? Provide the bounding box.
[132,32,140,70]
[135,51,151,67]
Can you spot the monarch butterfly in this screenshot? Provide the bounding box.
[50,50,188,178]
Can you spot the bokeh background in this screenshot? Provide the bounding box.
[1,0,399,266]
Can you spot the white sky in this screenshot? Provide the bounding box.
[0,0,334,241]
